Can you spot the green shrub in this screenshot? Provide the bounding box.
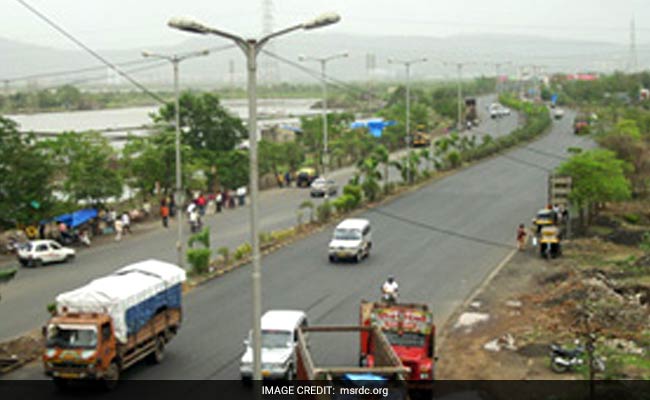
[623,213,641,224]
[361,179,381,202]
[47,302,57,315]
[317,200,332,223]
[188,227,210,248]
[447,150,462,168]
[233,242,253,261]
[259,231,274,246]
[383,182,396,195]
[187,248,211,275]
[343,184,363,206]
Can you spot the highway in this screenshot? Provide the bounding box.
[5,107,591,380]
[0,96,513,342]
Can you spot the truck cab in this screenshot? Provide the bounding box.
[43,313,117,383]
[360,301,436,387]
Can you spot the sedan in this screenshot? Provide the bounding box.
[310,178,338,197]
[17,240,75,267]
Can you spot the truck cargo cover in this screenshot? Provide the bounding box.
[56,259,186,343]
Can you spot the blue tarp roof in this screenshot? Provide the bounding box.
[53,208,98,228]
[350,119,396,138]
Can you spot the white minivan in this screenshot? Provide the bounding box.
[328,218,372,263]
[239,310,307,380]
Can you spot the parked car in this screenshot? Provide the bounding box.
[553,108,565,119]
[296,167,318,188]
[17,240,75,267]
[328,218,372,263]
[310,177,338,197]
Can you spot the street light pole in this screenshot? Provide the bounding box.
[169,12,340,381]
[142,49,210,270]
[299,52,348,178]
[388,57,427,184]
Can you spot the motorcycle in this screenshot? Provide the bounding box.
[550,340,605,373]
[381,288,398,305]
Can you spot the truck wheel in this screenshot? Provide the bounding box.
[150,337,165,364]
[102,362,120,390]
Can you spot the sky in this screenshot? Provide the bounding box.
[1,0,648,51]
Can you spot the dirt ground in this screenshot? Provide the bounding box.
[437,204,650,380]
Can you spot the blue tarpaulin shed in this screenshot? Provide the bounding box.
[54,208,98,228]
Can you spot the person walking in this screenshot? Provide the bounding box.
[160,200,170,228]
[121,212,131,235]
[114,218,124,241]
[216,191,223,213]
[236,186,247,206]
[285,171,292,188]
[517,223,527,251]
[169,195,176,218]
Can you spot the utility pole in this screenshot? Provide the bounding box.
[443,62,473,131]
[389,57,427,184]
[299,52,349,178]
[142,49,211,270]
[628,17,639,73]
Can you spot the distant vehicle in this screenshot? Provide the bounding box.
[310,177,338,197]
[412,131,431,147]
[239,310,307,381]
[532,209,557,234]
[43,260,185,389]
[296,167,318,188]
[17,240,75,267]
[489,103,511,118]
[553,108,565,119]
[328,218,372,263]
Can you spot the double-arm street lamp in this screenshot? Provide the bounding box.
[168,12,340,381]
[388,57,427,183]
[141,49,210,271]
[299,52,348,178]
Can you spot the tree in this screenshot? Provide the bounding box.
[0,116,55,227]
[42,131,123,204]
[557,149,631,223]
[215,150,249,190]
[153,91,247,153]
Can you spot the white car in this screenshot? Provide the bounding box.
[328,218,372,263]
[310,177,338,197]
[554,108,565,119]
[17,240,75,267]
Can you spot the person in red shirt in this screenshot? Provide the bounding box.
[160,200,170,228]
[516,223,527,250]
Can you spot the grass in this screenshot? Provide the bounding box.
[0,268,17,283]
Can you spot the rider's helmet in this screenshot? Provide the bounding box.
[387,275,395,284]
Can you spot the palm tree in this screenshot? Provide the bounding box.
[373,145,390,190]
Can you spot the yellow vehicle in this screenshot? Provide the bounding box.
[412,131,431,147]
[532,208,556,234]
[296,167,318,188]
[539,226,561,259]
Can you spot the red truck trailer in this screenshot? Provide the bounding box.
[360,301,436,390]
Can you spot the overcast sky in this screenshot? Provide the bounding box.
[2,0,648,50]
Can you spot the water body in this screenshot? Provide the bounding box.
[7,98,321,141]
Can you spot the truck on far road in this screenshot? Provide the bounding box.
[295,325,409,397]
[42,259,185,389]
[360,301,436,390]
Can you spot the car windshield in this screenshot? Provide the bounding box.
[383,331,426,348]
[334,229,361,241]
[537,212,552,219]
[46,325,98,349]
[261,330,292,349]
[313,179,326,185]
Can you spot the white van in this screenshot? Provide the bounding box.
[239,310,308,380]
[328,218,372,263]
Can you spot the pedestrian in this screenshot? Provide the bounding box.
[114,219,124,241]
[216,191,223,213]
[517,223,527,251]
[169,195,176,218]
[228,189,236,208]
[197,193,207,216]
[121,212,131,235]
[276,173,284,188]
[109,208,117,227]
[237,186,247,206]
[160,201,170,228]
[285,171,292,188]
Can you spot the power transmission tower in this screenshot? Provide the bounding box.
[260,0,280,84]
[628,17,639,73]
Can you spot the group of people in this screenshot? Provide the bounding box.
[159,187,249,229]
[101,209,132,242]
[516,203,570,251]
[276,171,294,188]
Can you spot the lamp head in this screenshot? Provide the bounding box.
[303,12,341,30]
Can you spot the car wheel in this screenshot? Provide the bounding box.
[355,252,362,263]
[329,255,336,263]
[65,254,75,263]
[33,259,43,268]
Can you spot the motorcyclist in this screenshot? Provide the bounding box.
[381,275,399,303]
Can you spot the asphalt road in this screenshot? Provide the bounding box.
[5,108,591,380]
[0,95,513,342]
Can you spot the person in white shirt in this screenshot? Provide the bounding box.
[121,212,131,234]
[236,186,247,206]
[381,275,399,303]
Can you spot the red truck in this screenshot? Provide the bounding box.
[360,301,436,388]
